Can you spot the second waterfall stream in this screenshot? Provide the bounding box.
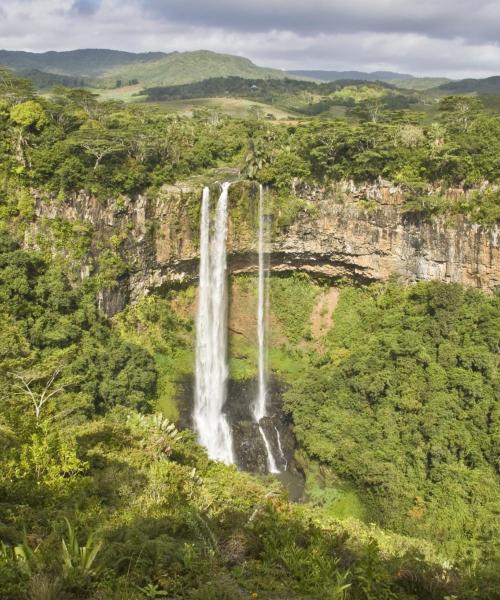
[253,184,280,473]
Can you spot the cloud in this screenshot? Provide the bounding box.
[139,0,500,45]
[0,0,498,78]
[70,0,101,16]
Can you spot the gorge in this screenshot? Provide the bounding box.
[1,58,499,599]
[5,177,499,597]
[21,181,500,481]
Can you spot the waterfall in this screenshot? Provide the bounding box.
[253,184,280,474]
[274,425,287,470]
[193,184,234,464]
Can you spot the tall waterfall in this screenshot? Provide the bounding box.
[253,185,280,473]
[193,184,234,464]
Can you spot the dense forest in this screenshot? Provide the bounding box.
[0,67,499,599]
[141,76,418,114]
[1,66,499,221]
[281,281,499,558]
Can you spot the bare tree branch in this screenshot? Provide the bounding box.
[9,368,66,422]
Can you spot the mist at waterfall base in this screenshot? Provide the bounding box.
[193,183,286,474]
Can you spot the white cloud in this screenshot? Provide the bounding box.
[0,0,498,78]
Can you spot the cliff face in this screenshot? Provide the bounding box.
[270,200,499,290]
[26,183,499,314]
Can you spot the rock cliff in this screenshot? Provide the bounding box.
[25,182,499,315]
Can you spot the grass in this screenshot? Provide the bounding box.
[90,84,147,102]
[388,77,451,91]
[301,455,367,521]
[152,96,300,120]
[154,347,194,421]
[229,334,258,381]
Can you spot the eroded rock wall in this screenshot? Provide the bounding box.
[24,183,499,315]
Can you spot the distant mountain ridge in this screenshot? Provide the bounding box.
[0,48,287,87]
[437,76,500,94]
[1,49,497,93]
[0,49,167,77]
[287,69,415,82]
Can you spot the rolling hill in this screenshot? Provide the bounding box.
[0,48,288,88]
[0,48,166,77]
[386,77,451,90]
[142,76,418,118]
[103,50,286,87]
[288,70,451,91]
[437,75,500,94]
[14,68,91,89]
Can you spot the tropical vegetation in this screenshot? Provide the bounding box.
[0,67,498,599]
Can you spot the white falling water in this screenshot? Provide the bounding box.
[253,184,280,474]
[193,184,234,464]
[274,425,287,470]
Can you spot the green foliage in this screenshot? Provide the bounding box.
[270,272,321,343]
[301,458,366,521]
[0,561,29,600]
[61,518,102,577]
[10,100,48,130]
[0,68,499,600]
[143,76,415,116]
[0,71,498,226]
[285,282,500,562]
[2,340,481,599]
[114,293,194,420]
[0,76,248,201]
[0,234,158,419]
[403,188,500,225]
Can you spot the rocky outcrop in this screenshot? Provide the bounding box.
[269,201,499,291]
[25,182,499,315]
[178,374,304,495]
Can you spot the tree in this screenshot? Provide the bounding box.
[347,98,385,123]
[70,121,126,169]
[0,67,34,104]
[9,367,65,422]
[439,95,482,132]
[9,100,49,167]
[10,100,48,130]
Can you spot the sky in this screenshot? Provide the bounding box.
[0,0,499,78]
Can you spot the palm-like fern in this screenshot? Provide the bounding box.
[61,518,102,576]
[128,412,182,457]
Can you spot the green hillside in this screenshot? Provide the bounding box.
[0,48,288,89]
[0,48,166,77]
[438,75,500,94]
[287,69,414,81]
[388,77,451,91]
[16,68,91,89]
[142,76,418,117]
[103,50,287,87]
